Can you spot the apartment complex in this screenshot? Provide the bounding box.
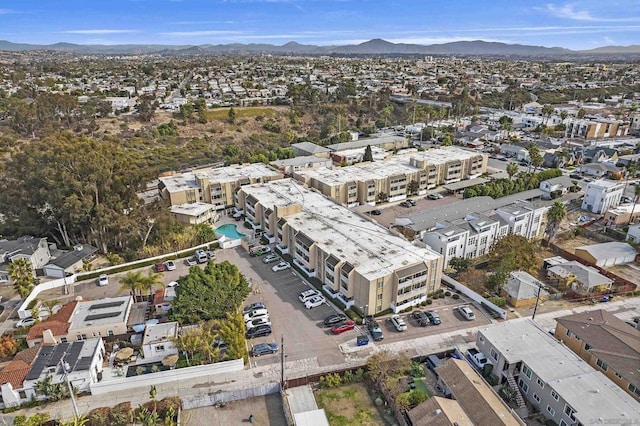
[565,118,629,139]
[581,179,624,214]
[475,320,640,425]
[554,310,640,402]
[158,163,283,208]
[293,147,487,207]
[237,179,443,314]
[422,201,546,267]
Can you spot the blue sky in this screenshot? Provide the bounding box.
[0,0,639,49]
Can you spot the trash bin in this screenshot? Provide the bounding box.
[357,334,369,346]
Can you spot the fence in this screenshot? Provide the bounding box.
[181,382,281,410]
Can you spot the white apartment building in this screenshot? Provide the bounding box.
[237,179,443,314]
[476,320,640,426]
[581,179,624,214]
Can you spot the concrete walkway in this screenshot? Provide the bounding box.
[4,296,639,422]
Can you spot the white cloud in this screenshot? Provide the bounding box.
[62,29,140,35]
[160,30,246,37]
[540,3,640,22]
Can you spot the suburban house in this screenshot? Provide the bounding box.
[475,320,640,425]
[27,296,133,347]
[0,237,51,283]
[627,224,640,244]
[605,203,640,227]
[547,261,613,295]
[0,346,40,409]
[0,338,105,409]
[43,244,98,278]
[574,242,637,267]
[236,179,443,314]
[408,395,475,426]
[538,176,575,200]
[501,271,548,308]
[416,358,522,426]
[141,322,178,360]
[499,144,530,162]
[581,179,624,214]
[580,162,622,179]
[554,310,640,402]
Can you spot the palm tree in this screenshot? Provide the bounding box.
[506,162,519,180]
[140,270,164,301]
[119,271,147,301]
[628,184,640,226]
[546,201,567,243]
[8,259,37,300]
[40,299,60,318]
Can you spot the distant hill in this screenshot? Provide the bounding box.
[0,38,630,57]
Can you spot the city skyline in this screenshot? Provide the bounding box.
[0,0,639,50]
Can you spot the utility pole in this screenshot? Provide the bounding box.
[62,356,80,419]
[280,335,285,389]
[531,284,544,321]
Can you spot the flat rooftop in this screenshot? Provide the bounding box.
[169,202,214,216]
[69,296,132,331]
[587,179,624,189]
[159,163,281,193]
[241,179,441,281]
[478,319,640,423]
[143,321,178,345]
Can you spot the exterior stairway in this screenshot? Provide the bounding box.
[505,372,527,409]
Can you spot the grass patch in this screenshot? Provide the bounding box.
[315,383,385,426]
[413,378,431,397]
[207,106,279,120]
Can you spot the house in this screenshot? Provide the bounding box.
[0,346,40,408]
[499,144,529,162]
[605,203,640,227]
[141,322,178,360]
[0,237,51,283]
[43,244,98,278]
[538,176,575,200]
[1,338,105,408]
[581,179,624,214]
[547,261,613,295]
[475,320,640,426]
[627,224,640,244]
[408,396,475,426]
[169,202,218,225]
[425,358,522,426]
[574,242,637,267]
[580,162,622,179]
[554,310,640,402]
[27,296,133,347]
[502,271,548,308]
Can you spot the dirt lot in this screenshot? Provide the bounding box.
[315,383,388,426]
[181,393,286,426]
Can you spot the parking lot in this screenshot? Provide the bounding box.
[365,193,460,229]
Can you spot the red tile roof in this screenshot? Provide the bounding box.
[0,347,41,388]
[26,300,78,341]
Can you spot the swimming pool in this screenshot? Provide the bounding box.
[215,223,246,239]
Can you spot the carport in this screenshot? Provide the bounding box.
[443,178,489,195]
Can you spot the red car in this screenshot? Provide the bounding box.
[331,320,355,334]
[154,262,166,273]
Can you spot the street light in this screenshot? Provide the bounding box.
[61,356,80,419]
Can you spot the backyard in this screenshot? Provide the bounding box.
[315,383,388,426]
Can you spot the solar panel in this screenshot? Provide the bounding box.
[76,357,93,371]
[88,301,125,310]
[49,344,69,367]
[85,311,121,321]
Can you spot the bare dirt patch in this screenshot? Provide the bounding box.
[315,383,387,426]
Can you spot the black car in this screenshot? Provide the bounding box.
[243,302,266,315]
[323,313,347,327]
[252,343,278,357]
[246,325,272,339]
[425,310,441,325]
[370,209,382,216]
[411,310,430,326]
[569,173,582,179]
[366,317,384,341]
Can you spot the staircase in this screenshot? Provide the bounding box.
[505,372,526,409]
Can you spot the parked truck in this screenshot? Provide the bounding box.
[466,348,490,371]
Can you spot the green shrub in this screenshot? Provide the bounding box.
[426,299,433,305]
[374,308,393,317]
[319,373,342,389]
[452,294,460,300]
[445,291,451,297]
[488,296,506,307]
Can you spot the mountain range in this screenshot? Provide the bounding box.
[0,38,638,57]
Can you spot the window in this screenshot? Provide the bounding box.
[566,329,573,338]
[551,390,559,401]
[615,372,623,379]
[377,294,383,300]
[547,405,556,417]
[560,420,568,426]
[564,404,577,421]
[518,379,529,394]
[107,330,114,336]
[522,364,532,379]
[490,348,498,362]
[479,335,485,343]
[629,383,640,398]
[533,393,540,403]
[537,378,545,389]
[59,337,68,343]
[596,358,608,371]
[155,345,165,352]
[584,343,591,350]
[19,391,27,399]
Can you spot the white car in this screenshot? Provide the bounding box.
[15,317,37,328]
[272,261,291,272]
[427,193,444,200]
[299,289,320,303]
[457,305,476,321]
[246,317,271,329]
[304,295,326,309]
[390,315,407,332]
[97,274,108,286]
[167,281,179,288]
[164,260,176,271]
[244,309,269,323]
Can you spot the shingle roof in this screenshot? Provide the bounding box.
[548,261,613,288]
[504,271,548,300]
[26,301,78,341]
[556,309,640,388]
[408,396,473,426]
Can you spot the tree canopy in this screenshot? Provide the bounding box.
[487,235,541,274]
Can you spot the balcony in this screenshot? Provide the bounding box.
[275,244,289,255]
[293,258,315,277]
[391,294,427,313]
[337,293,355,309]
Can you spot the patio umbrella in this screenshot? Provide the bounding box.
[115,347,134,361]
[161,354,179,367]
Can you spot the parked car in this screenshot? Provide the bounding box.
[399,201,412,207]
[245,325,272,339]
[262,254,280,264]
[298,289,320,303]
[185,257,197,266]
[427,193,444,200]
[323,313,347,327]
[244,308,269,323]
[154,262,166,273]
[164,260,176,271]
[466,348,490,370]
[425,310,441,325]
[195,249,208,264]
[369,209,382,216]
[407,199,417,206]
[457,305,476,321]
[250,246,271,256]
[411,311,430,327]
[206,251,216,259]
[366,317,384,341]
[569,173,582,179]
[243,302,266,315]
[97,274,109,287]
[272,261,291,272]
[15,317,37,328]
[304,295,326,309]
[166,281,179,288]
[331,320,355,334]
[252,342,278,357]
[390,315,407,332]
[246,317,271,329]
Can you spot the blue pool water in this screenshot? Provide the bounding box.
[215,223,246,239]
